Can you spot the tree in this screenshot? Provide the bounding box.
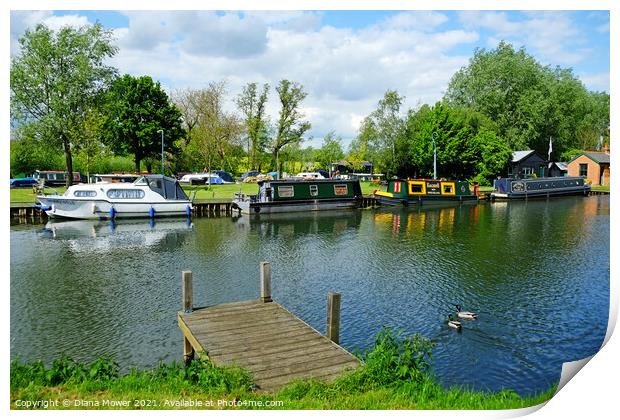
[445,41,609,158]
[190,82,244,175]
[236,83,270,170]
[71,109,106,182]
[10,23,117,186]
[271,80,311,175]
[405,102,511,183]
[357,90,406,177]
[102,75,185,172]
[315,131,345,170]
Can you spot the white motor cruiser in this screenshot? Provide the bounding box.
[36,175,193,219]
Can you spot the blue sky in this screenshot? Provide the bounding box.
[10,9,611,145]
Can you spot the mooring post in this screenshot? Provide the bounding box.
[326,292,341,344]
[182,270,193,313]
[181,270,194,364]
[260,261,272,303]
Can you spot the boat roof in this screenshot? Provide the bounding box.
[260,179,358,185]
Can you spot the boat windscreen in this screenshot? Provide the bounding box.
[146,176,189,200]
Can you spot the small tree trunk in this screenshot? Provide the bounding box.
[63,135,74,188]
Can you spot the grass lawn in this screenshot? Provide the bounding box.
[11,328,555,410]
[10,182,382,205]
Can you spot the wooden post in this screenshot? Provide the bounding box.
[183,337,194,365]
[326,292,341,344]
[260,262,272,303]
[182,270,193,313]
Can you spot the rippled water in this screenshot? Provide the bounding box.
[10,195,609,396]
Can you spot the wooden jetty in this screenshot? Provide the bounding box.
[10,197,379,222]
[177,263,360,392]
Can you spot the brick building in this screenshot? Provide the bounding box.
[567,151,610,186]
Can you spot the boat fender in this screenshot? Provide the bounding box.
[185,205,192,217]
[149,207,156,218]
[92,203,97,214]
[401,199,408,206]
[109,207,116,219]
[34,203,52,211]
[254,206,261,214]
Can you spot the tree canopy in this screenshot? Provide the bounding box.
[10,23,117,186]
[102,74,185,172]
[445,41,609,159]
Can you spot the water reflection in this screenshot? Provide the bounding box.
[40,219,194,252]
[10,196,609,396]
[233,210,363,237]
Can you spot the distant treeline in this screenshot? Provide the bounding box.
[11,24,608,186]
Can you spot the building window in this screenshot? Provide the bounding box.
[310,185,318,196]
[278,186,294,198]
[106,189,145,199]
[74,190,97,197]
[579,164,588,177]
[522,167,533,176]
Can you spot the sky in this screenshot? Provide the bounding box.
[8,7,611,148]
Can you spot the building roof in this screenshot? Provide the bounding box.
[584,152,610,164]
[554,162,568,171]
[569,151,611,165]
[512,150,535,162]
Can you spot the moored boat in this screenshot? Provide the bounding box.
[490,176,591,200]
[373,179,477,206]
[35,174,193,219]
[231,179,362,214]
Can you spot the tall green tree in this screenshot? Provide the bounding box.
[315,131,345,170]
[103,75,185,173]
[10,23,118,186]
[406,102,511,183]
[236,83,270,170]
[445,41,609,158]
[358,90,407,177]
[271,80,311,175]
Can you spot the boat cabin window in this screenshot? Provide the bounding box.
[133,176,148,185]
[410,184,423,193]
[443,185,453,194]
[334,184,348,196]
[310,185,318,196]
[106,189,145,199]
[278,186,294,198]
[73,190,97,197]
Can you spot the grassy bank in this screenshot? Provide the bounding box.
[10,182,381,204]
[11,328,555,410]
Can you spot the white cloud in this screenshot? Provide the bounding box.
[10,10,608,144]
[458,11,588,66]
[380,11,448,32]
[10,11,90,55]
[578,72,610,93]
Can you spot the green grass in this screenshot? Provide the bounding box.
[591,185,610,192]
[10,328,555,410]
[10,182,381,204]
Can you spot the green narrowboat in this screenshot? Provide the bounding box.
[372,179,477,206]
[231,179,363,214]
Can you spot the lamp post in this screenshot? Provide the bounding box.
[157,129,164,174]
[432,131,438,180]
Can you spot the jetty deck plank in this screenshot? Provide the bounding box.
[177,300,360,392]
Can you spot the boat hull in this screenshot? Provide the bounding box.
[232,198,359,215]
[490,177,591,200]
[37,196,192,219]
[490,188,590,200]
[373,194,478,206]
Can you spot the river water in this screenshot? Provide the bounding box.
[10,195,609,396]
